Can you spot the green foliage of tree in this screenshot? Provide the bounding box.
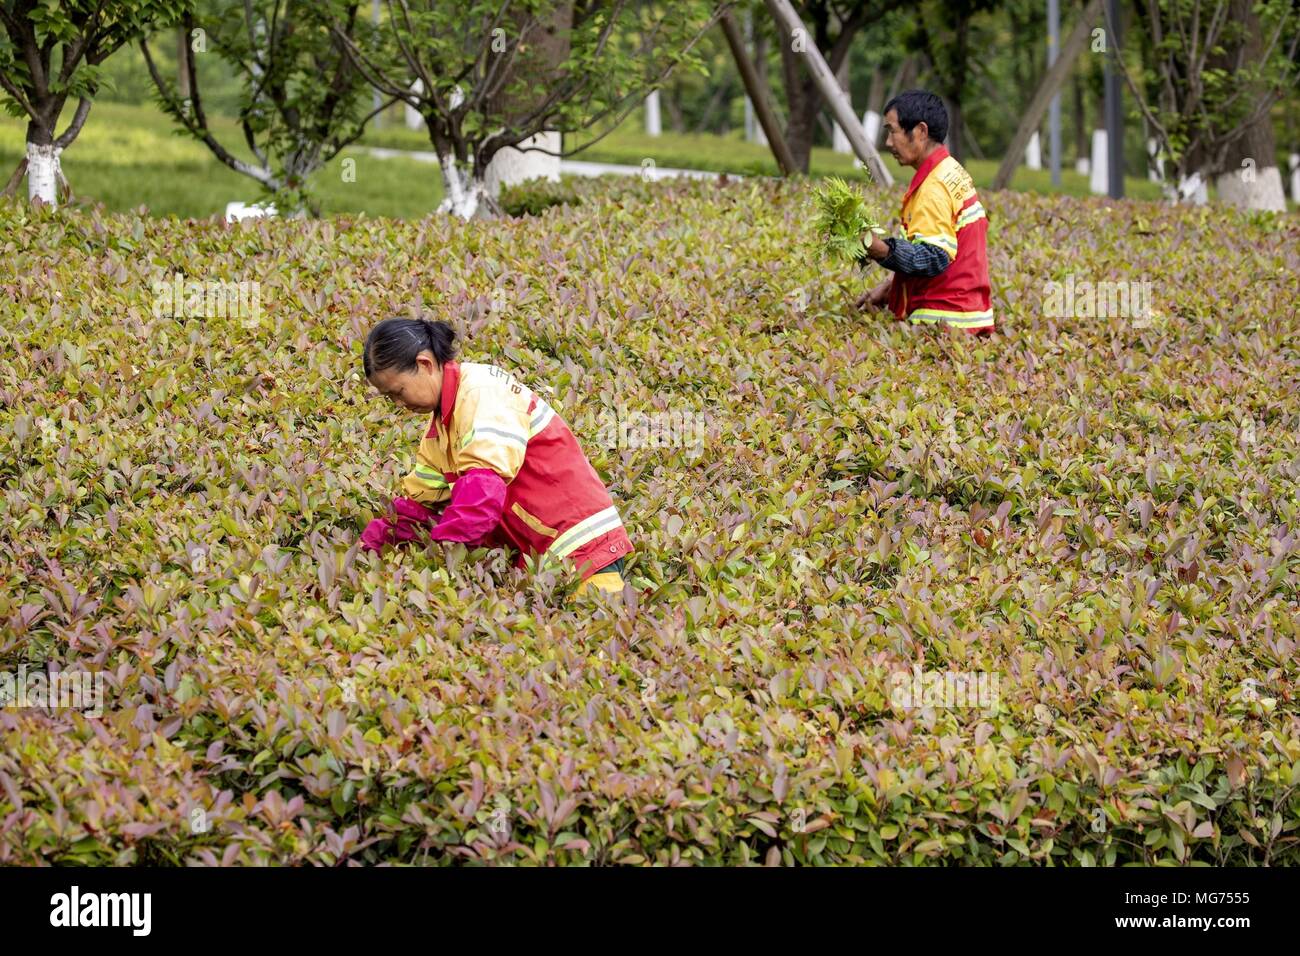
[1116,0,1299,198]
[332,0,724,217]
[0,0,191,203]
[140,0,387,216]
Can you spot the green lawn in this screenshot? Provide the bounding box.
[365,116,1169,201]
[0,101,443,219]
[0,100,1176,219]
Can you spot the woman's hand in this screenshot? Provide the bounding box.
[359,517,393,553]
[359,497,442,553]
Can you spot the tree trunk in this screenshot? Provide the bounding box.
[1073,74,1089,172]
[177,28,191,102]
[438,153,490,219]
[947,16,972,162]
[992,0,1105,190]
[783,78,818,173]
[480,3,572,202]
[720,10,794,171]
[947,98,964,162]
[484,130,561,196]
[25,121,60,206]
[1207,0,1287,211]
[1214,112,1287,212]
[664,89,686,133]
[866,66,885,148]
[771,1,830,173]
[867,66,885,115]
[766,0,892,183]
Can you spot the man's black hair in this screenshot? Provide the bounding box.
[883,89,948,144]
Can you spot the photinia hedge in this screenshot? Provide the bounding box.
[0,178,1298,865]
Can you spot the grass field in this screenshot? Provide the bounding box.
[365,114,1170,201]
[2,175,1298,864]
[0,100,1174,220]
[0,102,443,220]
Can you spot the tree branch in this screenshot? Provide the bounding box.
[53,97,93,149]
[141,35,277,188]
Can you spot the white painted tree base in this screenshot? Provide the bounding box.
[405,79,424,131]
[644,91,661,137]
[483,130,561,200]
[1166,171,1208,205]
[1215,165,1287,212]
[1146,137,1163,182]
[26,142,62,205]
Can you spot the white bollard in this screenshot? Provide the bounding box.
[1075,156,1090,176]
[864,109,881,144]
[225,201,278,223]
[644,90,661,137]
[833,124,851,154]
[1025,131,1042,170]
[853,110,882,169]
[1089,129,1108,195]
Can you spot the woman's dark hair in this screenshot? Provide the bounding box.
[363,317,457,378]
[883,89,948,144]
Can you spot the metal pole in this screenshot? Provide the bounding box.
[1048,0,1061,187]
[1104,0,1123,198]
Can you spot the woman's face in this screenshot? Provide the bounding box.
[369,351,443,414]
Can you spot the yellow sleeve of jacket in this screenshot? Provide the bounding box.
[401,439,452,505]
[906,177,958,260]
[452,384,532,482]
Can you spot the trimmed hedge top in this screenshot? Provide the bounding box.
[0,180,1298,865]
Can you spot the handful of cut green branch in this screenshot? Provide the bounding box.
[812,177,887,264]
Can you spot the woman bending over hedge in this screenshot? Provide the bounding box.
[359,317,633,595]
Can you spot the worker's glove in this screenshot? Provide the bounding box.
[359,497,442,553]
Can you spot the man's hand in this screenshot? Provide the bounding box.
[854,278,892,313]
[861,232,890,261]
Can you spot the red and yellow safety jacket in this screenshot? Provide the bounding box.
[887,145,994,332]
[394,360,633,580]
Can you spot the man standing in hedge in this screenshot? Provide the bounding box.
[855,90,994,334]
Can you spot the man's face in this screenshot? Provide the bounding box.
[882,109,928,167]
